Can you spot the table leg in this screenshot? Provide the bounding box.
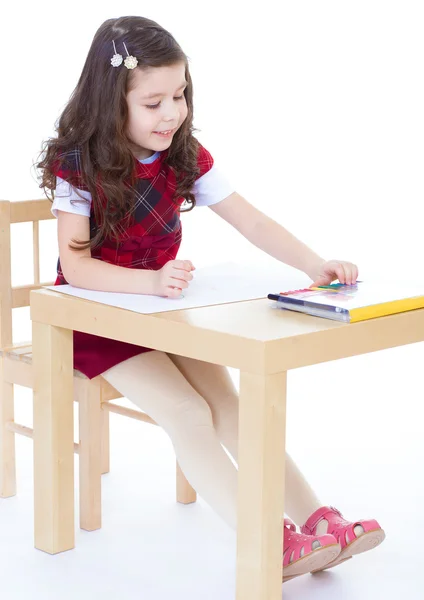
[79,380,102,531]
[236,371,287,600]
[101,406,110,475]
[33,321,74,553]
[0,360,16,497]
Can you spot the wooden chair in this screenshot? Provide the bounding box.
[0,199,196,530]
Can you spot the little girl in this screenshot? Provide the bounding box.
[37,16,385,582]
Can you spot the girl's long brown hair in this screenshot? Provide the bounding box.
[36,16,200,249]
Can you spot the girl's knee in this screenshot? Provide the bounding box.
[173,394,214,428]
[212,392,239,425]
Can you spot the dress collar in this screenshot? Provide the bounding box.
[134,150,168,179]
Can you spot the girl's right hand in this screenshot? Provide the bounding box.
[154,259,195,298]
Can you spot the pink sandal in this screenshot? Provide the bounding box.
[301,506,386,573]
[282,518,341,582]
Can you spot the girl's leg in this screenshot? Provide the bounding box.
[167,354,323,526]
[104,351,340,579]
[167,355,368,543]
[102,350,238,530]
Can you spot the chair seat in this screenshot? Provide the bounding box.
[0,342,87,378]
[0,343,122,401]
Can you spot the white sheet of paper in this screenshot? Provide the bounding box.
[45,262,308,314]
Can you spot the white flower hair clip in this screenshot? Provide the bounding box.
[110,41,138,70]
[110,41,123,67]
[123,42,138,69]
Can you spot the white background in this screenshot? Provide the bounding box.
[0,1,423,599]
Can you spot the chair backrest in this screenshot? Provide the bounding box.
[0,200,56,349]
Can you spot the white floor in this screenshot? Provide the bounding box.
[1,338,423,600]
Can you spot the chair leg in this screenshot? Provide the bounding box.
[0,360,16,498]
[78,381,102,531]
[100,405,110,475]
[176,461,197,504]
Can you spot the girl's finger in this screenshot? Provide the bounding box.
[344,264,352,285]
[349,264,356,285]
[335,265,346,284]
[166,286,183,298]
[173,260,191,271]
[343,264,351,284]
[171,268,192,281]
[182,260,193,271]
[170,277,189,289]
[346,263,357,285]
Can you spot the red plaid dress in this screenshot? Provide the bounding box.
[53,145,214,379]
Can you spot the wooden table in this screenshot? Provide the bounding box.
[30,288,424,600]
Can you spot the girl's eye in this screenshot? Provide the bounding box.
[146,95,185,110]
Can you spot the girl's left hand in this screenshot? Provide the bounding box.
[309,260,359,287]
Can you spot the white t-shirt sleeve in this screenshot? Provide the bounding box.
[193,164,235,207]
[51,177,92,218]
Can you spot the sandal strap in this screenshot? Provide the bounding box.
[283,518,296,532]
[283,526,337,567]
[301,506,381,550]
[301,506,343,535]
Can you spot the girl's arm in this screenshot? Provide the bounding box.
[209,192,358,285]
[57,211,157,294]
[209,193,324,277]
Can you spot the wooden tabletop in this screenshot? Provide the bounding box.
[30,288,424,374]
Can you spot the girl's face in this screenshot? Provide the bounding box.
[126,62,188,160]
